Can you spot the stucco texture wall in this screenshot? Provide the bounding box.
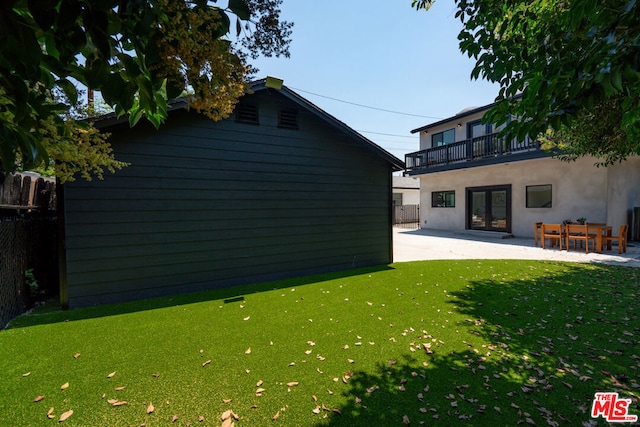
[419,156,612,237]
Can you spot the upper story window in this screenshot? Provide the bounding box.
[432,128,455,147]
[235,103,259,125]
[467,119,491,139]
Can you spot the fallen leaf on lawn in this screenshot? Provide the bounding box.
[22,372,31,377]
[327,389,334,395]
[305,349,312,355]
[366,301,373,306]
[60,382,69,390]
[221,410,233,420]
[494,406,502,414]
[243,316,250,321]
[73,353,81,359]
[152,373,160,378]
[562,381,573,389]
[511,403,520,409]
[171,414,179,422]
[107,399,118,404]
[59,410,73,422]
[33,395,45,402]
[355,396,362,404]
[307,341,315,346]
[245,348,251,354]
[221,417,233,427]
[114,386,126,391]
[147,402,154,414]
[202,360,211,367]
[222,399,232,403]
[272,410,280,420]
[286,382,299,387]
[256,387,266,396]
[312,406,321,414]
[198,415,205,422]
[333,408,341,415]
[256,380,264,387]
[348,359,354,364]
[288,362,295,366]
[107,371,116,378]
[402,414,410,425]
[451,401,458,407]
[112,401,128,406]
[342,345,349,350]
[47,407,55,419]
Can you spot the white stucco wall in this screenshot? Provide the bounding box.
[419,156,612,237]
[606,156,640,230]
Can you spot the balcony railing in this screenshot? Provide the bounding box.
[405,132,541,172]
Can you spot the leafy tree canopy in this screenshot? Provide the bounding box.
[413,0,640,165]
[0,0,292,179]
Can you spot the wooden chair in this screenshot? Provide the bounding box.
[540,224,564,250]
[534,222,542,246]
[602,225,629,254]
[565,224,595,253]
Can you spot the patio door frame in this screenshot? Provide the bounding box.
[465,184,512,233]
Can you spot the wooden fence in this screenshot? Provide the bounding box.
[0,172,56,212]
[393,204,420,229]
[0,172,57,329]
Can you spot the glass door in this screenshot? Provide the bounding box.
[466,185,511,232]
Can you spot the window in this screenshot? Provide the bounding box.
[467,120,491,139]
[235,103,259,124]
[432,190,455,207]
[278,108,299,129]
[432,128,455,147]
[526,185,552,208]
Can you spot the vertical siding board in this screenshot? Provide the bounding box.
[63,91,395,307]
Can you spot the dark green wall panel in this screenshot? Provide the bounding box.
[63,90,395,307]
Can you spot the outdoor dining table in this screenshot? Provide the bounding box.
[587,224,612,253]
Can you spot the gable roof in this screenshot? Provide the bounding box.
[92,78,405,171]
[410,103,496,134]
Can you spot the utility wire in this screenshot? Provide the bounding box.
[290,86,443,120]
[358,130,416,139]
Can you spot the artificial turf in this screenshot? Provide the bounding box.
[1,260,638,426]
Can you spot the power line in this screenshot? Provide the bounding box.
[357,130,416,139]
[290,86,443,120]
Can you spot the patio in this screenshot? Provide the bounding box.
[393,227,640,268]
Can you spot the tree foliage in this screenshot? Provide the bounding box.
[0,0,292,180]
[413,0,640,165]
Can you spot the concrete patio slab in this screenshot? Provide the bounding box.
[393,227,640,268]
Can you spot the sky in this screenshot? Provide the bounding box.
[249,0,500,161]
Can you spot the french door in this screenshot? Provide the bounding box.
[466,185,511,232]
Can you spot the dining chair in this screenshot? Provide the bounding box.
[540,223,564,250]
[534,222,542,246]
[602,225,629,254]
[565,224,595,253]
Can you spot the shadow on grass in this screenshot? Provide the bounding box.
[7,264,394,329]
[319,263,640,426]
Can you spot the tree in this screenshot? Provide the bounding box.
[0,0,292,180]
[413,0,640,165]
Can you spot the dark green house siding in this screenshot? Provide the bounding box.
[61,84,403,307]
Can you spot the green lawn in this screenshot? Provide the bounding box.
[1,260,639,426]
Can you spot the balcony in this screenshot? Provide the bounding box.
[405,132,545,174]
